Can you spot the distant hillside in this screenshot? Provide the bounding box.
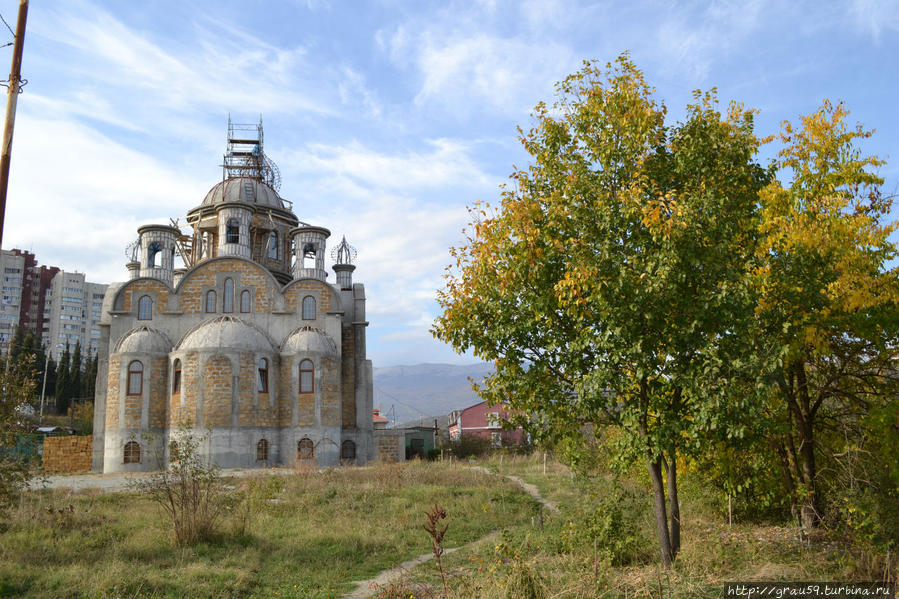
[372,362,492,426]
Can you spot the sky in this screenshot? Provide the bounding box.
[1,0,898,367]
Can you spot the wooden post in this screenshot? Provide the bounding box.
[593,537,598,579]
[543,451,547,476]
[0,0,28,247]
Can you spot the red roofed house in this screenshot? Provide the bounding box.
[448,401,525,447]
[372,408,390,430]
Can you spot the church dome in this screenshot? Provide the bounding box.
[114,326,172,354]
[201,177,286,210]
[176,316,275,352]
[281,326,337,355]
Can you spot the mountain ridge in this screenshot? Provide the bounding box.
[372,362,492,425]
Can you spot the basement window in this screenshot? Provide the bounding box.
[124,441,141,464]
[256,438,269,461]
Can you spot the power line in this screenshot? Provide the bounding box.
[0,13,14,39]
[374,385,435,419]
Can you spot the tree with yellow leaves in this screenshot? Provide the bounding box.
[756,101,899,531]
[434,55,770,566]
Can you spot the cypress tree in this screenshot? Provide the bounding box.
[71,341,83,408]
[55,343,71,415]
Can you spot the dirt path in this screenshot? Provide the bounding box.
[341,531,500,599]
[342,466,558,599]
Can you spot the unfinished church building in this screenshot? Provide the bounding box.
[92,120,375,473]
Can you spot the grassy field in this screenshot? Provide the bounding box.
[379,453,897,599]
[0,461,537,599]
[2,454,894,599]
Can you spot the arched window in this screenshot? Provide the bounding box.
[257,358,268,393]
[256,438,269,461]
[205,290,216,313]
[223,278,234,313]
[226,219,240,244]
[341,440,356,460]
[240,290,251,313]
[303,242,316,268]
[137,295,152,320]
[302,296,316,320]
[299,359,314,393]
[268,231,278,259]
[127,361,143,396]
[298,437,314,459]
[124,441,141,464]
[172,359,181,394]
[147,242,161,268]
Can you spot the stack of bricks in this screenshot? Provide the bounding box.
[43,435,93,473]
[376,432,405,463]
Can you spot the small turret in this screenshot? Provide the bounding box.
[290,225,330,281]
[216,204,252,258]
[137,225,179,284]
[331,236,357,290]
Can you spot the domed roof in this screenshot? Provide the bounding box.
[281,326,337,355]
[114,326,172,354]
[176,316,275,352]
[201,177,286,210]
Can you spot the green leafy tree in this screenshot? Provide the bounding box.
[756,101,899,529]
[0,353,37,515]
[434,55,768,566]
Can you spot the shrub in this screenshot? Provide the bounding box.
[446,435,492,459]
[135,426,232,545]
[559,481,652,566]
[0,354,37,518]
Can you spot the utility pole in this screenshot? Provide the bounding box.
[0,0,28,248]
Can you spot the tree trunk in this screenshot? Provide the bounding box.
[793,360,821,528]
[647,454,673,567]
[666,455,681,557]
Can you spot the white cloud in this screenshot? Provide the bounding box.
[414,33,573,115]
[5,115,208,283]
[338,67,382,118]
[652,0,767,83]
[33,2,331,119]
[848,0,899,41]
[285,138,496,191]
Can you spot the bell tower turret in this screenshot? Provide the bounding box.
[137,224,179,284]
[290,225,330,281]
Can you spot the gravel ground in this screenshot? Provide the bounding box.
[29,468,293,492]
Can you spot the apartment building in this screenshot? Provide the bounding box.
[12,249,60,336]
[42,272,108,357]
[0,249,25,349]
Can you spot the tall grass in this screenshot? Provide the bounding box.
[0,461,535,599]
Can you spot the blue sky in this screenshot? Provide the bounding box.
[2,0,898,367]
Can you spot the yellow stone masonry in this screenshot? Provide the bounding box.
[377,435,401,463]
[341,326,356,429]
[43,435,92,473]
[284,280,333,312]
[106,358,121,428]
[149,356,168,428]
[120,280,170,314]
[238,352,256,427]
[203,354,233,426]
[321,355,340,427]
[178,259,277,314]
